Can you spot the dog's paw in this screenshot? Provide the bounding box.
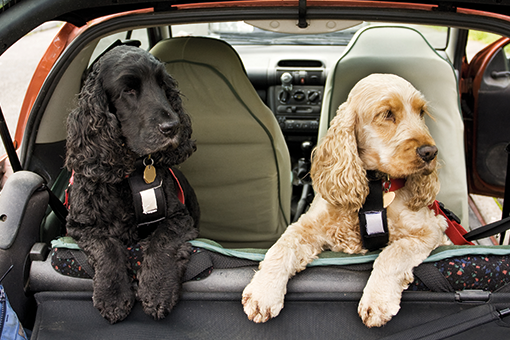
[93,284,135,324]
[138,280,179,320]
[242,280,285,323]
[357,291,400,328]
[139,290,178,320]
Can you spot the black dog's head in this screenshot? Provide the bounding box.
[101,47,189,156]
[65,46,195,183]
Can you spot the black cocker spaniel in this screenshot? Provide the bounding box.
[65,45,199,324]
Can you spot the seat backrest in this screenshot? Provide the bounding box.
[319,25,469,224]
[150,37,291,248]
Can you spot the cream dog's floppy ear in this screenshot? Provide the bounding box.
[311,101,369,211]
[405,169,440,211]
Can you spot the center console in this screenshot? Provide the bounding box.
[265,61,326,217]
[268,67,325,137]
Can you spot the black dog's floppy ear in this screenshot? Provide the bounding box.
[158,72,196,166]
[65,61,134,183]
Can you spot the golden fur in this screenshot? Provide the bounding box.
[242,74,450,327]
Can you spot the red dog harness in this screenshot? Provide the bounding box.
[168,168,185,205]
[65,168,185,208]
[429,200,474,245]
[377,176,474,246]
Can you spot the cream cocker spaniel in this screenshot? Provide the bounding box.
[242,73,450,327]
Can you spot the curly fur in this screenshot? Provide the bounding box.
[65,46,199,324]
[242,74,449,327]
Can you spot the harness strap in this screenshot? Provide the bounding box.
[430,200,474,245]
[64,171,74,209]
[168,168,185,205]
[359,176,389,251]
[66,167,185,227]
[128,168,167,227]
[362,171,475,247]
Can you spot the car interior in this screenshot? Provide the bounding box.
[23,20,469,241]
[2,6,510,338]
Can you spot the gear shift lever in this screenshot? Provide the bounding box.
[297,141,313,180]
[293,140,314,222]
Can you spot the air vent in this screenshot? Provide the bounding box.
[277,60,323,68]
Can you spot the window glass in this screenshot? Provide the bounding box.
[0,22,64,155]
[466,30,502,61]
[88,29,151,67]
[171,22,449,49]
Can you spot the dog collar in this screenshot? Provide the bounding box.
[382,177,406,192]
[366,170,406,192]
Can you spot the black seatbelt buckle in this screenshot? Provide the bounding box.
[438,201,461,224]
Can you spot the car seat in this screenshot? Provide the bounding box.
[319,25,469,225]
[150,37,291,248]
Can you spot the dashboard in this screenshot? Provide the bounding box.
[234,45,348,163]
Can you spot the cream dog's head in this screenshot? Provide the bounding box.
[311,73,439,211]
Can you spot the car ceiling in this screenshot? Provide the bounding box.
[1,0,510,56]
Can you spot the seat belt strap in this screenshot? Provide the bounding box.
[464,216,510,241]
[379,303,509,340]
[500,143,510,244]
[460,142,510,244]
[413,262,454,292]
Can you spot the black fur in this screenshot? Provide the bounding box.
[65,46,199,324]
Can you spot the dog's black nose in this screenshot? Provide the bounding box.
[417,145,438,162]
[159,120,179,135]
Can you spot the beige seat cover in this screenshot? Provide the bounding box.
[319,25,469,224]
[150,37,291,248]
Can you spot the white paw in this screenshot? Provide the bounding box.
[358,290,401,328]
[242,277,285,323]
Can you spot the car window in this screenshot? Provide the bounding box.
[172,21,361,45]
[0,22,64,156]
[405,25,449,50]
[88,29,151,67]
[171,21,449,50]
[466,30,506,61]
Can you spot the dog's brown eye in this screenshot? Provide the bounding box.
[420,109,426,118]
[124,88,137,95]
[383,110,395,122]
